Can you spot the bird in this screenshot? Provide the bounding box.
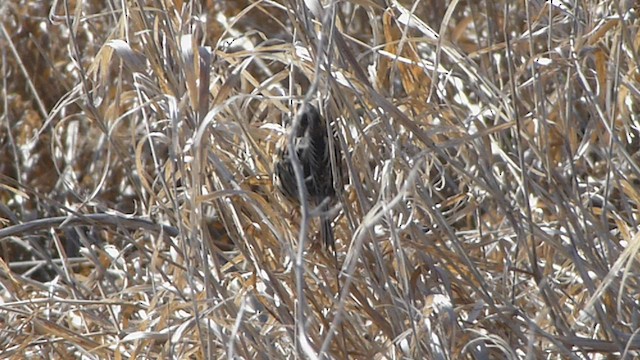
[272,104,343,251]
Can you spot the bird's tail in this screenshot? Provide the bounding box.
[319,204,335,252]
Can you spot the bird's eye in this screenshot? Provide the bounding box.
[299,114,308,129]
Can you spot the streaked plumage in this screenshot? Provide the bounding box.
[273,105,342,250]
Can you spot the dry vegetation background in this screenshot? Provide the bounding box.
[1,0,640,359]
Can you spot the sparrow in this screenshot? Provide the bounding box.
[272,104,343,251]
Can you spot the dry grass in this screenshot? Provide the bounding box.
[1,0,640,358]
